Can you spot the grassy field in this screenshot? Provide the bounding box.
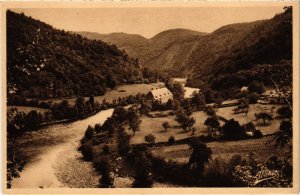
[7,106,50,114]
[216,104,282,135]
[151,136,290,164]
[129,104,284,145]
[128,111,210,145]
[47,82,165,105]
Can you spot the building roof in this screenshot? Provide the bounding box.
[241,86,248,91]
[150,87,173,100]
[222,99,239,105]
[184,87,200,99]
[171,78,187,86]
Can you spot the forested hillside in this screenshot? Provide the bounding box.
[77,29,207,74]
[188,7,292,92]
[80,7,292,96]
[7,11,144,99]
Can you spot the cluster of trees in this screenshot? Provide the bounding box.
[8,95,52,109]
[7,11,150,99]
[6,108,45,188]
[175,108,196,133]
[79,106,146,187]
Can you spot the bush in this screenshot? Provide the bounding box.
[277,106,292,118]
[252,130,263,138]
[202,157,236,187]
[248,92,259,104]
[205,107,216,116]
[94,123,102,133]
[84,125,94,140]
[222,119,246,140]
[133,153,153,187]
[144,134,156,145]
[168,136,175,145]
[80,143,94,161]
[94,156,113,188]
[248,80,265,94]
[118,132,131,156]
[102,145,110,155]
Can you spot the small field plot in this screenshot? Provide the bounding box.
[48,82,165,105]
[129,114,208,145]
[7,106,50,114]
[217,104,283,135]
[151,136,290,164]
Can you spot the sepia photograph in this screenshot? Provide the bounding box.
[1,2,299,194]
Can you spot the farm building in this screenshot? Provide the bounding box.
[258,89,290,104]
[240,86,248,92]
[184,87,200,99]
[171,77,187,87]
[221,99,239,107]
[145,87,173,103]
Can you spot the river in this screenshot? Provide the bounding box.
[11,108,114,188]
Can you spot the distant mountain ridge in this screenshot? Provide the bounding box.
[77,7,292,92]
[76,22,265,77]
[76,28,208,73]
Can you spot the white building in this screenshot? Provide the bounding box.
[171,78,187,87]
[147,87,173,103]
[184,87,200,99]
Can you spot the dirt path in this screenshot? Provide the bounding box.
[11,109,114,188]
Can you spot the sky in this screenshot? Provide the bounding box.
[12,7,284,38]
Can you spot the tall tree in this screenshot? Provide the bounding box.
[188,139,212,174]
[133,153,153,188]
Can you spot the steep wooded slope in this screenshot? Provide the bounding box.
[7,11,143,98]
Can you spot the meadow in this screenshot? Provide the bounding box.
[151,136,290,164]
[47,82,165,105]
[129,103,282,145]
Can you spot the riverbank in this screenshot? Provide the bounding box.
[11,109,114,188]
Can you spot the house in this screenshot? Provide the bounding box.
[221,99,239,107]
[145,87,173,103]
[184,87,200,99]
[258,89,289,104]
[240,86,248,92]
[171,77,187,87]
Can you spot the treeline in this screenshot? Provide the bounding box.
[7,11,158,99]
[187,7,292,99]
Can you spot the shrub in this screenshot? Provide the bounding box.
[162,121,170,131]
[205,107,216,116]
[102,145,110,155]
[94,123,102,133]
[144,134,156,145]
[94,156,113,188]
[253,130,263,138]
[277,106,292,118]
[118,132,131,156]
[188,139,212,173]
[242,122,256,132]
[80,143,94,161]
[84,125,94,140]
[248,80,265,94]
[248,92,259,104]
[255,112,273,125]
[222,119,246,140]
[202,157,235,187]
[168,136,175,145]
[204,116,220,131]
[133,153,153,187]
